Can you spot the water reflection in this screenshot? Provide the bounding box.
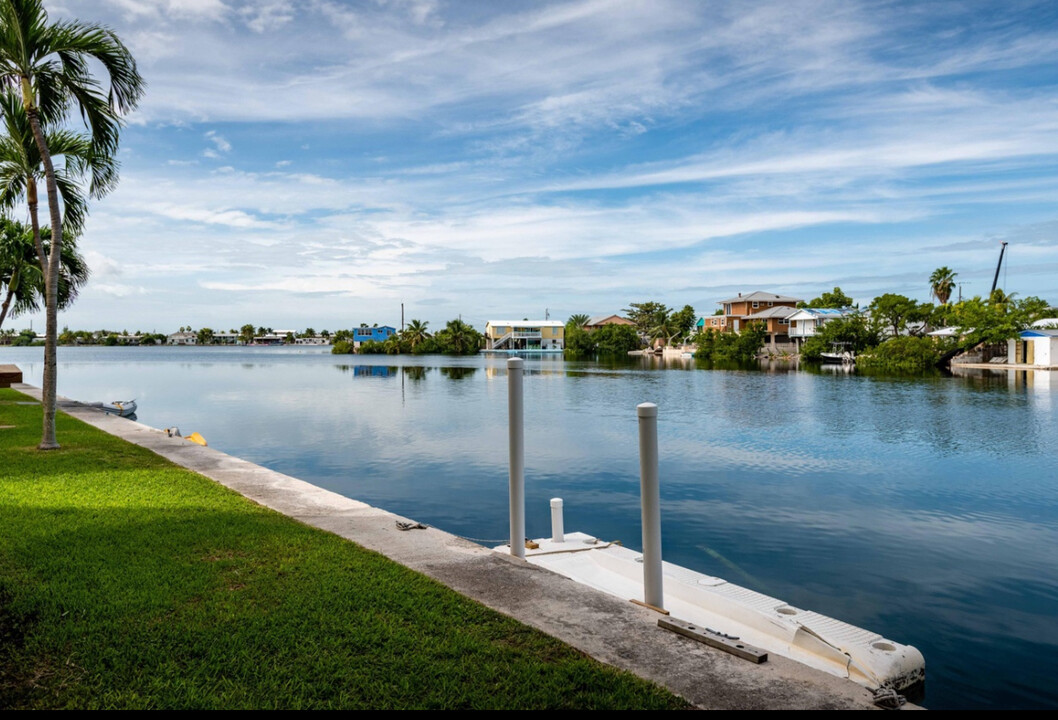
[403,366,427,381]
[2,346,1057,710]
[438,366,477,380]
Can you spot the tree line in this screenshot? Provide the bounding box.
[331,319,482,356]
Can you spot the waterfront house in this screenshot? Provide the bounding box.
[252,333,285,345]
[166,331,197,345]
[353,325,396,349]
[697,291,803,346]
[1008,329,1058,367]
[294,336,331,346]
[484,320,564,350]
[698,291,802,334]
[583,314,635,331]
[788,308,855,347]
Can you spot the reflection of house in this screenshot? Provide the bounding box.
[584,315,634,331]
[353,365,393,377]
[1008,329,1058,367]
[353,326,396,349]
[484,320,564,350]
[788,308,854,346]
[697,291,802,344]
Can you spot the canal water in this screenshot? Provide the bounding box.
[3,345,1056,710]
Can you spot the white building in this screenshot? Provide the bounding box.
[787,308,854,346]
[1008,329,1058,368]
[167,331,197,345]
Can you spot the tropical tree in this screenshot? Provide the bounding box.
[667,304,696,344]
[0,1,144,449]
[867,293,928,338]
[929,267,957,305]
[800,287,855,309]
[435,318,481,355]
[0,86,95,332]
[239,323,255,344]
[196,327,215,345]
[567,313,589,328]
[0,217,87,330]
[401,318,430,349]
[623,301,669,338]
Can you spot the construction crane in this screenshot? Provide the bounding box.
[990,241,1008,296]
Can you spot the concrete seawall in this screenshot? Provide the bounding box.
[13,382,907,710]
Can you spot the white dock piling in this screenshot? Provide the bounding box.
[508,358,525,558]
[637,402,664,610]
[550,497,565,543]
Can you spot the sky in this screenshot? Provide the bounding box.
[9,0,1058,334]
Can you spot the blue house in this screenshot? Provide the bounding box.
[353,325,397,348]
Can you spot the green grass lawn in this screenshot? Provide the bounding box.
[0,389,689,709]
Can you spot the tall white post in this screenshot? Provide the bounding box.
[637,402,664,610]
[508,358,525,558]
[550,497,565,543]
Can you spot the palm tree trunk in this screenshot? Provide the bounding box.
[23,81,62,450]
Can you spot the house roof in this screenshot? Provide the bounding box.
[485,320,565,328]
[717,291,802,305]
[746,305,799,319]
[1030,318,1058,329]
[787,308,853,321]
[1022,329,1058,338]
[585,314,633,326]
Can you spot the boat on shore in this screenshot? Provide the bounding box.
[88,399,137,417]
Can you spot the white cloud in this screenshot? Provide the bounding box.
[92,283,149,298]
[204,130,232,153]
[240,1,295,33]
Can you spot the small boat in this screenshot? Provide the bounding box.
[97,399,137,417]
[820,351,854,365]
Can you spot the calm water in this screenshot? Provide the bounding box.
[3,345,1057,710]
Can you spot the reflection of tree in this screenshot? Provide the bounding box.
[403,366,427,381]
[440,366,477,380]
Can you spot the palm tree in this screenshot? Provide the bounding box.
[0,216,88,331]
[438,318,480,355]
[0,88,95,331]
[929,267,957,306]
[0,0,144,449]
[0,214,36,328]
[401,318,430,349]
[567,313,590,328]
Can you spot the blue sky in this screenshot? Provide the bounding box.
[13,0,1058,333]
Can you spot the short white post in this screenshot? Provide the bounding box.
[550,497,565,543]
[637,402,664,610]
[508,358,525,558]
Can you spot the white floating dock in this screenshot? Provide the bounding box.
[499,532,925,695]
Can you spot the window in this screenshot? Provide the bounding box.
[752,301,759,308]
[779,318,789,325]
[768,301,774,307]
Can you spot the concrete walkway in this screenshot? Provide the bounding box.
[14,383,908,710]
